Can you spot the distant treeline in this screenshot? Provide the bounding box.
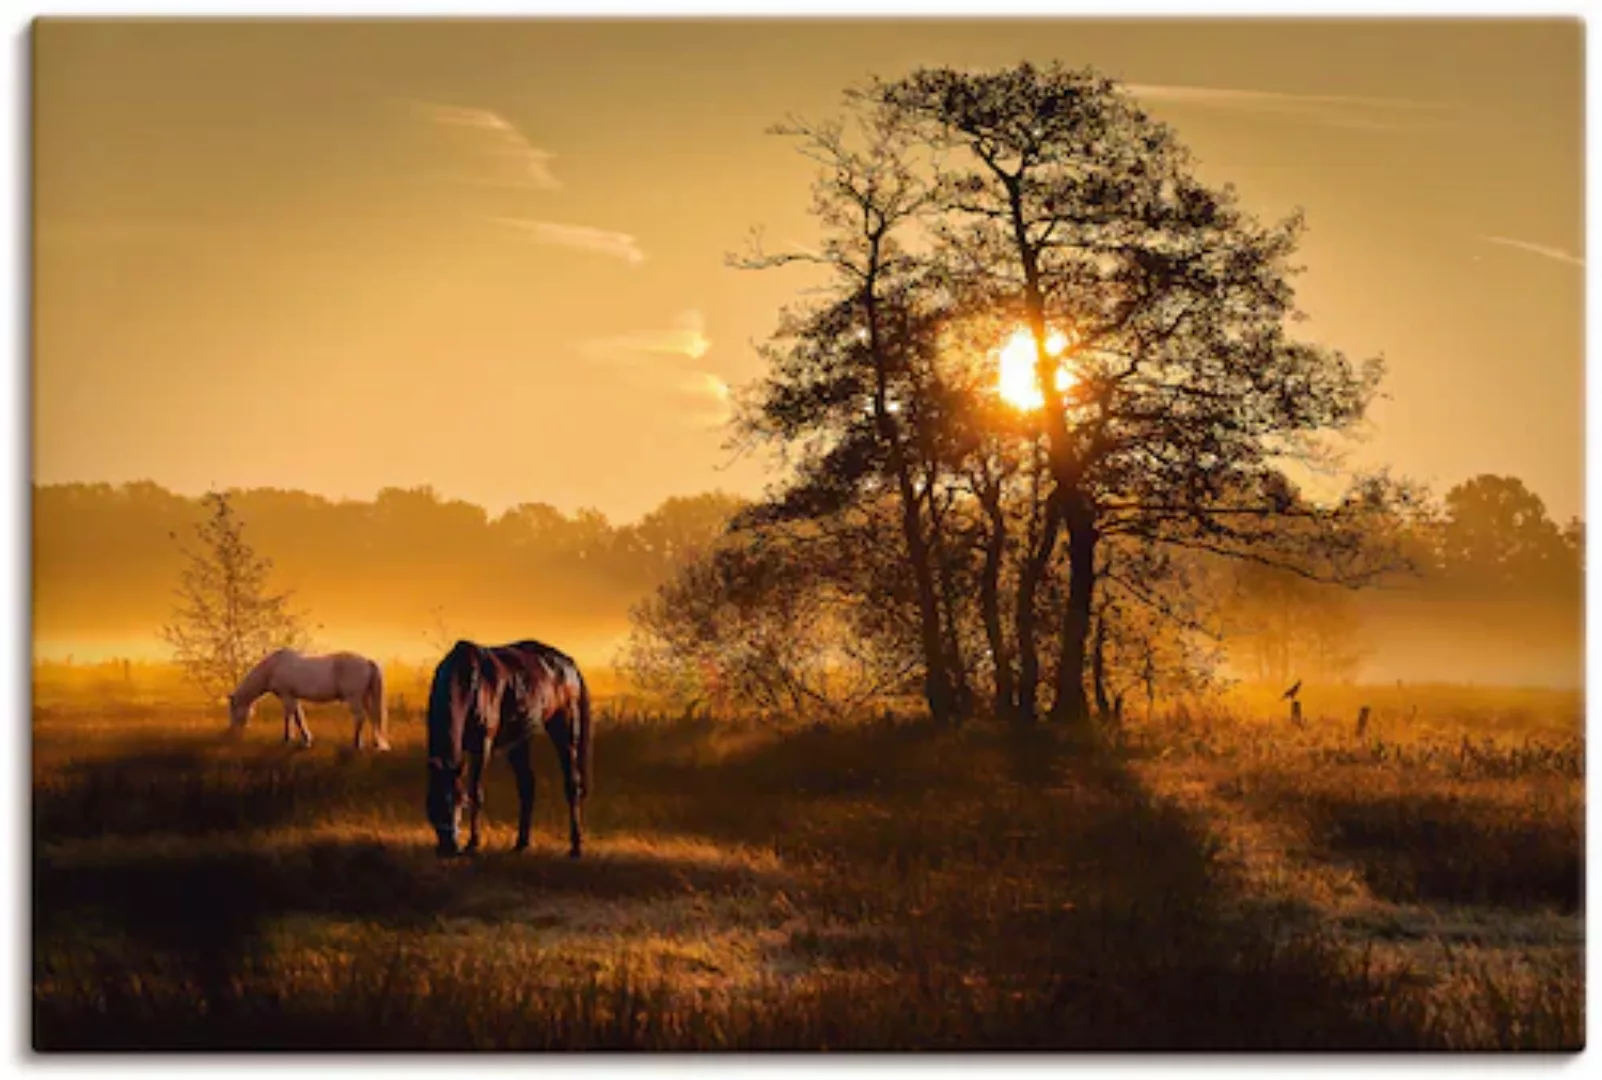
[32,476,1584,687]
[33,482,744,662]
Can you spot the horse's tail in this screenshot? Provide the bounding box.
[577,671,593,802]
[366,660,389,749]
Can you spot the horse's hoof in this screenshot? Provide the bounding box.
[568,847,582,860]
[512,841,530,854]
[375,741,392,753]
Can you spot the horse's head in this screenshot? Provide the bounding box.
[426,756,466,855]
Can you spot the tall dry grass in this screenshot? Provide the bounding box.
[31,676,1584,1051]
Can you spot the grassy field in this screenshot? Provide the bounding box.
[32,678,1584,1050]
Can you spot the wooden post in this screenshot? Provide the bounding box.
[1355,706,1371,739]
[1290,700,1303,727]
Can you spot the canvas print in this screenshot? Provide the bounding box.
[31,17,1583,1051]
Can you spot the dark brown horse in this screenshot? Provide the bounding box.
[424,639,592,857]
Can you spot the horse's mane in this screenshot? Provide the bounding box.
[426,641,479,763]
[507,639,579,670]
[233,648,289,702]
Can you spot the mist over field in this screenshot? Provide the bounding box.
[33,478,1583,689]
[32,482,744,671]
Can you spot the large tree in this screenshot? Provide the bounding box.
[870,63,1396,724]
[673,63,1410,729]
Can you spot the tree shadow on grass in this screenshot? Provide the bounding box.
[590,720,1493,1048]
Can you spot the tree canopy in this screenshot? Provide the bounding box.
[695,62,1414,727]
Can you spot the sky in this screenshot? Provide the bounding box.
[33,18,1585,524]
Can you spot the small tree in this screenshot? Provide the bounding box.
[160,490,310,702]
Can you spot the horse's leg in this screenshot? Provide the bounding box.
[281,696,293,743]
[295,700,313,747]
[546,713,583,858]
[349,698,365,751]
[463,751,487,853]
[508,739,535,852]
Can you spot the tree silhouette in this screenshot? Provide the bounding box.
[720,63,1408,728]
[867,62,1402,724]
[160,491,310,702]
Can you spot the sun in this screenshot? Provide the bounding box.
[996,328,1071,410]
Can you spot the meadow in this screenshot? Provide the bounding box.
[32,664,1584,1050]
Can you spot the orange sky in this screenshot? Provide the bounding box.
[33,18,1585,523]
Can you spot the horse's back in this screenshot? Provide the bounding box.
[326,650,376,672]
[505,639,582,678]
[450,637,584,711]
[503,640,586,720]
[271,649,374,699]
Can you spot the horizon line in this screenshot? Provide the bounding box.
[30,476,751,529]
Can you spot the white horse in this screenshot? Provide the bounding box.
[227,649,391,751]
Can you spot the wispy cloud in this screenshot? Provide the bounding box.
[493,217,646,266]
[1478,234,1584,268]
[407,99,561,190]
[584,311,730,426]
[586,310,711,361]
[684,371,734,428]
[1126,82,1450,132]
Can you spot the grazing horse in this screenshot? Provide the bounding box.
[228,649,391,751]
[424,639,592,858]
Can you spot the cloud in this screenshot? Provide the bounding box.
[586,310,711,361]
[584,312,730,426]
[1125,82,1450,132]
[407,99,561,190]
[493,217,646,266]
[1478,234,1584,268]
[684,372,734,428]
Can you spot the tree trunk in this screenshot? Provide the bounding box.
[976,476,1015,721]
[1050,496,1097,727]
[1091,608,1110,721]
[1003,177,1095,727]
[1013,497,1061,726]
[937,540,972,726]
[896,463,953,726]
[864,255,955,728]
